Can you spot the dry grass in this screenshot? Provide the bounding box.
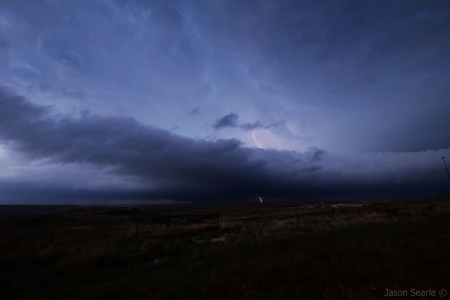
[141,239,156,256]
[0,199,449,300]
[57,246,117,271]
[246,202,446,232]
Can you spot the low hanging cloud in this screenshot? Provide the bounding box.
[0,87,449,203]
[212,113,239,130]
[212,113,279,131]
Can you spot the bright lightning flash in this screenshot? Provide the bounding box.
[252,131,262,148]
[252,131,263,204]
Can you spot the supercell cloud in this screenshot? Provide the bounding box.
[0,0,450,203]
[0,87,449,203]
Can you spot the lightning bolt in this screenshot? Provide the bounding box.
[252,131,263,203]
[252,131,262,148]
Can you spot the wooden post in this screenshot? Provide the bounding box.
[106,221,112,240]
[166,213,170,228]
[332,207,335,220]
[217,211,220,225]
[50,224,55,244]
[346,211,349,221]
[234,216,236,230]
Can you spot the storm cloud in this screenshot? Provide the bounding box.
[1,1,450,203]
[212,113,278,132]
[0,87,449,203]
[212,113,239,130]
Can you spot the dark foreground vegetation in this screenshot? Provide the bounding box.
[1,199,449,299]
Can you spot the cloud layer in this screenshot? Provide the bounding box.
[1,0,450,153]
[1,87,449,203]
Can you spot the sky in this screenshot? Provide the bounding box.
[0,0,450,204]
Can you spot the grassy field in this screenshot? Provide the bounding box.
[0,199,449,299]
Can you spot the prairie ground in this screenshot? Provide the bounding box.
[1,199,449,299]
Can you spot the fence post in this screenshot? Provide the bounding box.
[332,207,335,220]
[166,213,170,228]
[217,211,220,225]
[346,211,349,221]
[234,216,236,230]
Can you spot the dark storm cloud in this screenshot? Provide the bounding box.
[229,0,450,89]
[239,121,263,131]
[311,149,325,162]
[212,113,280,132]
[194,0,450,152]
[2,0,450,154]
[212,113,239,130]
[0,87,449,203]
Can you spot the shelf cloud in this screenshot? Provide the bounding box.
[0,87,449,203]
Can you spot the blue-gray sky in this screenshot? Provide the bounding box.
[0,0,450,204]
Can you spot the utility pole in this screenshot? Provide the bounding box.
[443,157,450,182]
